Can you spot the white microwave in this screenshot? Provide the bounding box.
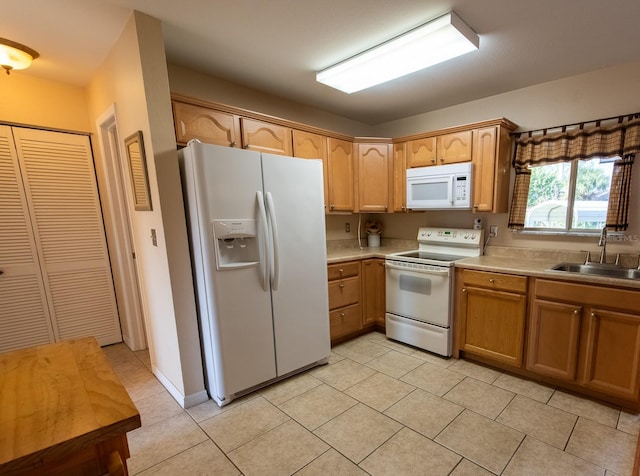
[406,162,473,210]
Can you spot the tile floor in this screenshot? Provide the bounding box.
[102,332,640,475]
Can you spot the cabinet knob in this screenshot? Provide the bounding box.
[473,205,479,209]
[431,158,436,164]
[439,157,445,163]
[340,312,345,317]
[401,206,406,211]
[229,141,236,147]
[243,144,249,149]
[330,204,335,210]
[462,288,466,293]
[339,268,344,274]
[489,278,495,283]
[591,312,596,318]
[339,283,345,289]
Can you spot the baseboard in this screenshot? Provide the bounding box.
[152,365,209,409]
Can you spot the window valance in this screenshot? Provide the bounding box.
[508,114,640,232]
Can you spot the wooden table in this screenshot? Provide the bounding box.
[0,337,141,475]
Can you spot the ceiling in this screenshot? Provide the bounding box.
[4,0,640,125]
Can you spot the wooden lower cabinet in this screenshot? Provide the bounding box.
[327,258,386,343]
[361,258,386,328]
[527,279,640,405]
[327,261,362,343]
[526,299,582,381]
[458,269,527,367]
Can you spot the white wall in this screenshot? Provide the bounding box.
[87,12,206,407]
[368,61,640,256]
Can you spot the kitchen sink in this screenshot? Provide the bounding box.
[549,262,640,280]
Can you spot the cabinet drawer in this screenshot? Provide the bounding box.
[330,304,362,339]
[462,269,527,293]
[327,261,360,281]
[328,277,360,310]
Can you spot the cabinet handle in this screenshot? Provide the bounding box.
[340,312,345,317]
[243,144,249,149]
[339,283,345,289]
[462,288,466,292]
[473,205,479,209]
[591,311,596,318]
[439,157,445,163]
[330,204,335,210]
[573,309,580,315]
[229,141,236,147]
[339,268,344,274]
[401,206,406,211]
[431,158,436,164]
[489,278,495,283]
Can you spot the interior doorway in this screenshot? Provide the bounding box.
[96,105,147,351]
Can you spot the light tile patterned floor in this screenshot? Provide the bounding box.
[103,332,640,475]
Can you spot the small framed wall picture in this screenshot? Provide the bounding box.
[124,130,152,211]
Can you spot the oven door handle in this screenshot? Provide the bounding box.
[385,262,450,275]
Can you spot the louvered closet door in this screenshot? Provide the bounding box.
[0,125,56,352]
[12,127,122,346]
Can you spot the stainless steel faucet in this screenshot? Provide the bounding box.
[598,226,607,264]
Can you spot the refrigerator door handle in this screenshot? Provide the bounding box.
[256,191,269,291]
[265,191,280,291]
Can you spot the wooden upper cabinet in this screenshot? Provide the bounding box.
[406,137,436,168]
[356,142,391,213]
[172,101,240,147]
[292,130,329,209]
[472,125,512,213]
[327,138,354,212]
[393,142,407,212]
[436,130,473,165]
[406,131,472,167]
[240,118,292,156]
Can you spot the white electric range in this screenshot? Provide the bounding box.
[385,227,483,356]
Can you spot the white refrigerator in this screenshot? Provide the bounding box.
[180,141,330,406]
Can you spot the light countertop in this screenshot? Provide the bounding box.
[326,242,640,290]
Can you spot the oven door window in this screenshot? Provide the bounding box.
[399,274,431,294]
[386,266,451,327]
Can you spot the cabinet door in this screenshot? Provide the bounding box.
[581,308,640,401]
[406,137,436,168]
[172,101,240,147]
[356,143,390,213]
[327,138,354,212]
[240,118,292,155]
[436,131,473,165]
[460,286,526,367]
[293,130,328,210]
[361,259,386,327]
[526,299,582,381]
[471,126,497,212]
[392,143,407,212]
[0,126,55,352]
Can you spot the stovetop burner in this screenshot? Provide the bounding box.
[395,251,468,262]
[386,227,484,267]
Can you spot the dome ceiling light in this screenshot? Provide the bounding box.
[0,38,39,75]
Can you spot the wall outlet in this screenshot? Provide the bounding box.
[489,225,498,238]
[345,223,350,233]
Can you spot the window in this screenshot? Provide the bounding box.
[524,158,614,231]
[508,114,640,233]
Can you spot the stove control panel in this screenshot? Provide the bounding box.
[417,227,483,246]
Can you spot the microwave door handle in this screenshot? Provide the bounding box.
[448,176,454,204]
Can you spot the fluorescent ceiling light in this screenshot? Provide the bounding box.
[316,11,479,94]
